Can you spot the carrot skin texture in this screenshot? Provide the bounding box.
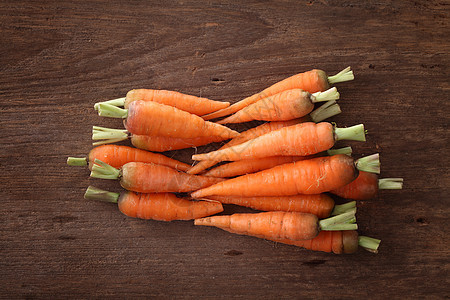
[194,211,320,240]
[130,134,226,152]
[218,89,314,124]
[191,154,358,198]
[331,171,379,200]
[187,119,304,175]
[124,89,229,116]
[120,162,224,193]
[192,122,335,162]
[203,194,335,218]
[88,145,190,172]
[124,100,240,139]
[202,69,329,120]
[118,192,223,221]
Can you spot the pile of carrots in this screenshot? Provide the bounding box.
[68,66,403,255]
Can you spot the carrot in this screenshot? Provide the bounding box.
[187,101,341,175]
[90,159,224,193]
[331,171,403,200]
[191,154,380,198]
[194,209,357,241]
[91,126,226,152]
[67,144,190,172]
[202,67,353,120]
[96,100,239,139]
[269,231,381,254]
[200,194,356,219]
[192,122,365,162]
[94,89,230,116]
[84,186,223,221]
[217,87,339,124]
[203,147,352,178]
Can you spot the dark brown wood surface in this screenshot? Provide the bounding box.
[1,1,449,298]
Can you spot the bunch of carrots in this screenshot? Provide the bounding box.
[68,66,403,255]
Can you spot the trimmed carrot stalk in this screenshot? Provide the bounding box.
[91,126,226,152]
[203,147,352,178]
[191,154,380,198]
[331,171,403,200]
[200,194,352,219]
[90,159,224,193]
[84,186,223,221]
[97,100,239,139]
[218,87,339,124]
[270,231,380,254]
[187,103,341,175]
[194,209,357,241]
[202,67,353,120]
[192,122,365,162]
[67,144,190,172]
[94,89,230,116]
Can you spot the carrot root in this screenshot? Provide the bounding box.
[84,185,120,203]
[309,100,341,122]
[92,126,129,146]
[334,124,366,142]
[67,157,88,166]
[327,66,354,84]
[90,159,121,180]
[358,236,381,253]
[378,178,404,189]
[356,153,381,174]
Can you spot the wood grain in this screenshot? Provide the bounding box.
[1,0,449,298]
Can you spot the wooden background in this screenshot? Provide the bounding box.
[1,1,449,298]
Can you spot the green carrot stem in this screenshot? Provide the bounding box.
[92,126,129,146]
[84,185,119,203]
[334,124,366,142]
[97,103,128,118]
[358,236,381,253]
[94,97,126,111]
[378,178,403,189]
[356,153,380,174]
[318,208,356,231]
[311,87,340,103]
[67,157,88,166]
[331,201,356,216]
[324,223,358,231]
[327,66,354,84]
[309,100,341,122]
[327,146,352,156]
[90,159,121,180]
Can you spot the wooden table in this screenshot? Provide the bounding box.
[1,1,448,298]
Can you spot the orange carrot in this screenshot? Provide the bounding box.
[187,101,341,175]
[201,194,356,219]
[96,100,239,139]
[94,89,230,116]
[331,171,403,200]
[202,67,353,120]
[191,154,380,198]
[203,147,352,178]
[67,144,190,172]
[91,126,226,152]
[84,186,223,221]
[217,87,339,124]
[269,231,381,254]
[192,122,365,162]
[90,160,224,193]
[194,209,357,241]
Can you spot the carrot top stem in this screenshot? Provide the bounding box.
[378,178,404,189]
[355,153,380,174]
[327,146,352,156]
[334,124,366,142]
[358,236,381,253]
[97,103,128,119]
[92,126,129,146]
[327,66,354,84]
[311,87,340,103]
[84,185,119,203]
[331,201,357,216]
[94,97,126,111]
[309,100,341,122]
[67,157,88,166]
[90,159,121,180]
[318,208,357,231]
